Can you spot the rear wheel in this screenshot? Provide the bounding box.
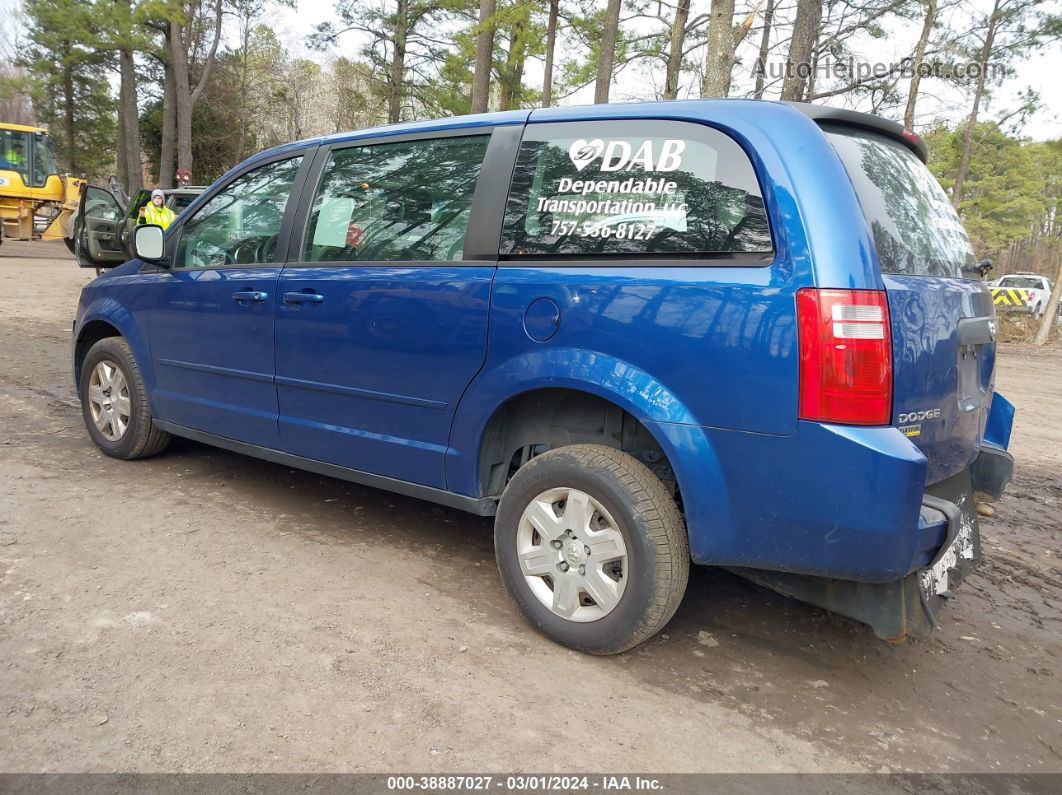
[80,337,170,459]
[494,444,688,655]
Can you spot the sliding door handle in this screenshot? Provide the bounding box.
[232,290,268,303]
[283,291,325,304]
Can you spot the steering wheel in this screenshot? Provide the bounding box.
[256,235,277,264]
[229,235,280,265]
[231,238,259,265]
[191,239,230,268]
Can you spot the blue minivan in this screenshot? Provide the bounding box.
[73,100,1015,654]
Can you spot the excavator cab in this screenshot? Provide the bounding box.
[0,123,82,244]
[1,126,62,196]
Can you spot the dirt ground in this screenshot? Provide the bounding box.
[0,240,1059,775]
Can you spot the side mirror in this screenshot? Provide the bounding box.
[133,224,166,263]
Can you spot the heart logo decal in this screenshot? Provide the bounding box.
[568,138,605,171]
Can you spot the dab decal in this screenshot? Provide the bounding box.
[568,138,686,172]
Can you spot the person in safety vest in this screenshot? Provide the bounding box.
[4,142,27,174]
[138,189,176,230]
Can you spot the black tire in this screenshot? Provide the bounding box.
[495,444,689,655]
[79,336,170,460]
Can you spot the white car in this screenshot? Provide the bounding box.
[989,273,1053,317]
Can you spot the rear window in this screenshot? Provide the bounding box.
[999,276,1043,289]
[827,128,975,278]
[171,194,197,213]
[500,119,772,258]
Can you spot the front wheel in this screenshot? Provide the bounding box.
[80,336,170,459]
[494,444,689,655]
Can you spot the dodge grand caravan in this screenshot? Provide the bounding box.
[73,100,1015,654]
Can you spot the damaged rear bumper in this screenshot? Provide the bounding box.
[729,443,1014,641]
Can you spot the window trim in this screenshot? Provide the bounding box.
[497,252,775,268]
[498,118,776,267]
[282,125,521,269]
[152,148,316,273]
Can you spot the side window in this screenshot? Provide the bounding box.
[31,133,59,187]
[82,186,124,223]
[501,120,772,258]
[302,135,490,263]
[174,156,303,269]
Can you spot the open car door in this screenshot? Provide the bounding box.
[74,185,129,269]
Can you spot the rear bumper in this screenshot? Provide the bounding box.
[664,405,1015,581]
[647,389,1015,638]
[729,463,989,640]
[674,421,931,582]
[713,418,1014,640]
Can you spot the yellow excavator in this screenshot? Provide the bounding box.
[0,122,84,247]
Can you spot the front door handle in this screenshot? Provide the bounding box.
[232,290,268,303]
[283,291,325,304]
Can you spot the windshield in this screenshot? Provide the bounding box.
[826,127,975,279]
[999,277,1043,289]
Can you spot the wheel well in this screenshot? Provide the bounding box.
[74,320,121,389]
[478,388,679,502]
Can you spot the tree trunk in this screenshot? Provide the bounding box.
[499,8,528,111]
[236,19,252,161]
[594,0,622,104]
[1034,260,1062,345]
[116,119,127,191]
[753,0,775,99]
[118,46,142,194]
[663,0,690,100]
[470,0,495,113]
[780,0,822,101]
[62,58,77,173]
[952,0,1000,206]
[388,0,409,123]
[542,0,558,107]
[904,0,938,129]
[169,0,223,180]
[701,0,736,97]
[805,23,821,99]
[159,57,175,188]
[170,19,193,174]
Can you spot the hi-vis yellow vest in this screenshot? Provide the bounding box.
[142,203,176,230]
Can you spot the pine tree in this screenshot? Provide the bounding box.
[21,0,117,177]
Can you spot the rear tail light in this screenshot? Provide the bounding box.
[796,288,892,425]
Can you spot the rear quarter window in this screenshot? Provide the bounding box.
[826,127,975,279]
[500,119,772,259]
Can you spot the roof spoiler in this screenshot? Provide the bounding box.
[785,102,928,163]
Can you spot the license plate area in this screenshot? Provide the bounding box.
[919,514,975,598]
[956,316,995,413]
[919,466,982,606]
